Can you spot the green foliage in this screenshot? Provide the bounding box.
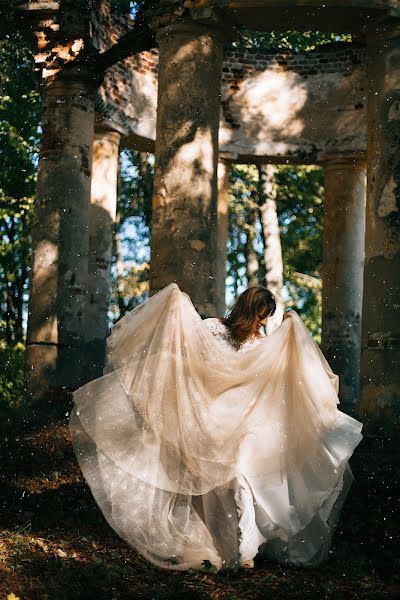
[0,196,34,342]
[0,340,26,410]
[109,149,154,322]
[201,559,218,574]
[117,149,153,231]
[0,15,40,344]
[275,165,323,339]
[0,7,39,201]
[228,164,323,340]
[227,164,262,294]
[233,30,352,53]
[227,164,260,298]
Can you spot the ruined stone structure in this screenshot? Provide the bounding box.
[17,0,399,435]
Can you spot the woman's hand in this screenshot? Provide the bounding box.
[282,311,292,322]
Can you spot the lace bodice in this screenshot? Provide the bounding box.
[203,317,267,353]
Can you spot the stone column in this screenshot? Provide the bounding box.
[320,152,366,413]
[216,159,230,316]
[25,67,96,404]
[82,127,120,383]
[149,15,229,318]
[359,17,400,435]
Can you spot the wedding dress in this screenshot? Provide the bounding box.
[69,282,363,571]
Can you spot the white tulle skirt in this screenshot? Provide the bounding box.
[69,283,363,571]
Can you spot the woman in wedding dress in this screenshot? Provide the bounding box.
[69,282,363,572]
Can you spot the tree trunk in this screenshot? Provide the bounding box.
[15,266,25,342]
[5,216,16,344]
[138,152,153,232]
[114,210,125,316]
[257,164,284,334]
[245,200,259,287]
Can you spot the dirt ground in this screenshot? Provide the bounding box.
[0,411,399,600]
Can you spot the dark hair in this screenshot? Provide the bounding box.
[220,286,276,350]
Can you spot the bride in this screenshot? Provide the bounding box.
[69,282,363,572]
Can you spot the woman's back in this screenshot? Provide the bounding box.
[203,317,267,353]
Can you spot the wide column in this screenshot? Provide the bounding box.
[149,15,227,317]
[359,17,400,435]
[82,127,121,383]
[25,68,96,404]
[216,159,230,316]
[321,153,366,413]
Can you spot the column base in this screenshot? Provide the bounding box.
[358,380,400,438]
[81,338,107,384]
[25,342,84,406]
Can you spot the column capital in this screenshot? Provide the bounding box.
[149,7,236,44]
[93,125,121,146]
[366,14,400,45]
[318,151,367,170]
[44,64,101,94]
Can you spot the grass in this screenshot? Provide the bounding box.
[0,405,399,600]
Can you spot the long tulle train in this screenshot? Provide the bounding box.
[69,283,363,570]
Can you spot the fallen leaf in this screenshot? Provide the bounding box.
[36,538,49,552]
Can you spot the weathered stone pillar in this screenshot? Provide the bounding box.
[359,17,400,435]
[320,152,366,413]
[82,127,120,383]
[149,14,229,317]
[25,68,96,404]
[216,159,230,316]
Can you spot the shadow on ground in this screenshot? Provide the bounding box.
[0,405,399,600]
